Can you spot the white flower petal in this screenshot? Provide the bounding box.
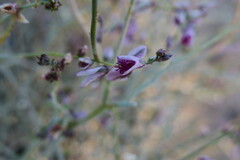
[128,45,147,58]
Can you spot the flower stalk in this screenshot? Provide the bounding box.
[114,0,136,60]
[90,0,100,62]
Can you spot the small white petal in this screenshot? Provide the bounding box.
[128,45,147,58]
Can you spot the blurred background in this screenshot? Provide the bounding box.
[0,0,240,160]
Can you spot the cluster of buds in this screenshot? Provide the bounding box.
[173,1,215,47]
[0,3,29,23]
[37,53,72,83]
[147,49,172,64]
[42,0,62,11]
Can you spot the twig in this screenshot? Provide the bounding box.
[90,0,100,62]
[178,133,229,160]
[114,0,136,60]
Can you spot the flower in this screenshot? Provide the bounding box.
[0,3,29,23]
[76,66,109,87]
[106,45,147,81]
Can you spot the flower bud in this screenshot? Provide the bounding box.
[78,57,93,70]
[0,3,19,15]
[37,54,50,66]
[181,24,195,47]
[44,70,59,83]
[0,3,29,23]
[77,45,88,57]
[64,53,73,65]
[174,11,186,25]
[156,49,173,62]
[44,0,62,11]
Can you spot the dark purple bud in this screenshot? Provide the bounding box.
[37,54,50,66]
[78,57,93,70]
[77,45,88,57]
[44,0,62,11]
[156,49,167,57]
[44,70,59,83]
[56,58,65,71]
[156,49,173,62]
[50,124,62,133]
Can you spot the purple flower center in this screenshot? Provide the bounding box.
[116,59,136,74]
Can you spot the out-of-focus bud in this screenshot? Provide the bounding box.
[37,54,50,66]
[181,24,195,47]
[78,57,93,70]
[0,3,29,23]
[0,3,18,14]
[156,49,173,62]
[44,0,62,11]
[44,70,59,83]
[103,47,114,62]
[77,45,88,57]
[174,11,186,25]
[64,53,73,65]
[166,36,173,50]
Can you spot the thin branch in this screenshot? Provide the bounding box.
[114,0,136,60]
[90,0,100,62]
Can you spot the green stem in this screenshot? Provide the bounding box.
[90,0,100,62]
[178,133,228,160]
[93,59,114,66]
[20,0,46,9]
[113,107,120,160]
[67,82,112,128]
[51,82,67,114]
[114,0,136,60]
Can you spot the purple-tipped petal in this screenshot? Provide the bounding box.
[128,45,147,58]
[76,66,103,77]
